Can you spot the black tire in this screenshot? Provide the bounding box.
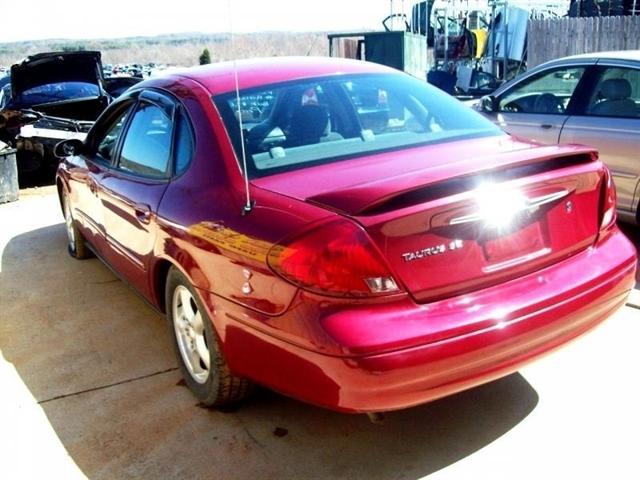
[62,191,90,260]
[165,267,253,407]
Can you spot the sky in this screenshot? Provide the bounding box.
[0,0,402,43]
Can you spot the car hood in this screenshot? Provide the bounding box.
[10,51,104,99]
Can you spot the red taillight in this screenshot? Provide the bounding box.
[600,167,617,231]
[268,219,399,297]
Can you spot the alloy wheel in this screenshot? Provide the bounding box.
[172,285,210,384]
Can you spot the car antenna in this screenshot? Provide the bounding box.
[228,0,254,216]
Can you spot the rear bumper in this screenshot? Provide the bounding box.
[218,228,637,413]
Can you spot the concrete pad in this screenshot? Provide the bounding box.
[1,188,639,479]
[37,370,539,480]
[0,351,85,479]
[430,305,640,480]
[0,187,176,402]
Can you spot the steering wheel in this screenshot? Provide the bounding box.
[503,101,523,113]
[533,93,564,114]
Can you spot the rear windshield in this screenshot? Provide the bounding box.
[214,73,501,178]
[19,81,100,105]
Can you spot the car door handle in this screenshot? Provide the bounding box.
[134,204,152,224]
[540,124,553,130]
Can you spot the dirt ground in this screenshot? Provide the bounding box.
[1,186,639,480]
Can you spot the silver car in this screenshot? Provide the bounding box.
[478,51,640,224]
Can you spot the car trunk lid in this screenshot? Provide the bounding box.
[356,158,602,302]
[254,137,604,302]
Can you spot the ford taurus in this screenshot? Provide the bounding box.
[55,57,637,413]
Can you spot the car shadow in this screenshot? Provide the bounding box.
[0,223,539,479]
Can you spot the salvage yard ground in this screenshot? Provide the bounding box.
[1,186,639,480]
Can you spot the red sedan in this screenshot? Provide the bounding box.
[55,57,637,413]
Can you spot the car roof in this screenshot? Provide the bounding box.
[492,50,640,96]
[160,56,396,95]
[554,50,640,62]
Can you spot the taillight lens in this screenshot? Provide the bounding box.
[600,167,617,230]
[268,219,400,297]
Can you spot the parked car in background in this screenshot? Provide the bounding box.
[478,51,640,224]
[0,51,141,177]
[55,57,636,413]
[0,74,11,109]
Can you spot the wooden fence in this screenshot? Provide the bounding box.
[528,16,640,67]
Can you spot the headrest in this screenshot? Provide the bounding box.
[291,103,328,127]
[600,78,632,100]
[287,104,329,146]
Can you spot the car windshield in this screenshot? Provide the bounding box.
[19,81,100,105]
[213,73,501,178]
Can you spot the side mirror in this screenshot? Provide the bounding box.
[480,95,497,113]
[54,138,84,158]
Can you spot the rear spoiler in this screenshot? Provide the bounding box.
[307,145,598,216]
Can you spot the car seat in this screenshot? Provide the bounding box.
[286,104,331,147]
[589,78,638,117]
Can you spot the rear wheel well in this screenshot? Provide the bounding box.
[154,259,173,313]
[56,178,64,210]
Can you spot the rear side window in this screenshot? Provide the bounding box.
[118,102,173,178]
[214,73,500,178]
[174,112,194,175]
[586,67,640,118]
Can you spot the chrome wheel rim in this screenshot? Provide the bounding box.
[172,286,210,384]
[64,198,75,251]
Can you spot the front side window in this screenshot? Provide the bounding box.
[214,73,500,178]
[96,108,130,164]
[118,102,173,178]
[498,66,586,114]
[586,67,640,118]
